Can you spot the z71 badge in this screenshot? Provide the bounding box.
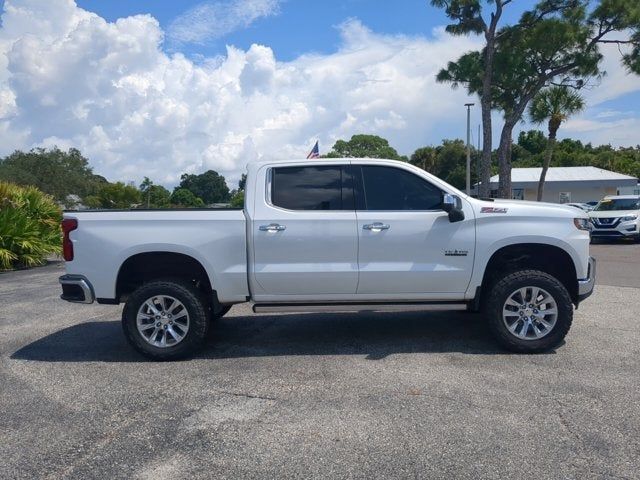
[445,249,468,257]
[480,207,508,214]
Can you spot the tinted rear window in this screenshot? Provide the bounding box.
[360,166,442,210]
[272,166,349,210]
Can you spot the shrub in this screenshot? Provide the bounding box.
[0,182,62,270]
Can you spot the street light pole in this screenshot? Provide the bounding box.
[464,103,474,195]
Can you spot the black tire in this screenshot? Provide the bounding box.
[122,279,209,360]
[485,270,573,353]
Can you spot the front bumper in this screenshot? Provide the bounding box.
[590,219,639,238]
[577,256,596,304]
[59,274,95,304]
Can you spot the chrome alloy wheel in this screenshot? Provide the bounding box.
[136,295,190,348]
[502,286,558,340]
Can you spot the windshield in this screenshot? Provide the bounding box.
[594,198,640,211]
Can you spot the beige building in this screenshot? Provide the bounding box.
[485,166,638,203]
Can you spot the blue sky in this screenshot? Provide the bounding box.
[0,0,637,185]
[75,0,458,60]
[74,0,530,61]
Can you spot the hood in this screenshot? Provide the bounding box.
[475,198,584,218]
[589,209,639,219]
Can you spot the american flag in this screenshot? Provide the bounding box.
[306,141,320,159]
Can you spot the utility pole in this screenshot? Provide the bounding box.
[464,103,474,195]
[477,124,481,195]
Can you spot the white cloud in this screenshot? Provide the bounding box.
[0,0,637,189]
[168,0,281,45]
[0,1,485,186]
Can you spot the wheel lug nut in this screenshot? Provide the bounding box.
[169,321,173,325]
[156,322,161,327]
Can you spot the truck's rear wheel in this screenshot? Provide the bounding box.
[122,279,209,360]
[485,270,573,353]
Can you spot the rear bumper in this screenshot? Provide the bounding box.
[59,275,95,304]
[577,256,596,304]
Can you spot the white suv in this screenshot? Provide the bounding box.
[589,195,640,242]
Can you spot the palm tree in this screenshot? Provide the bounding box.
[529,87,585,201]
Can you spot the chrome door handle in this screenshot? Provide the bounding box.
[259,223,286,232]
[363,223,390,232]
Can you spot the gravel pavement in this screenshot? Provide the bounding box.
[1,244,639,479]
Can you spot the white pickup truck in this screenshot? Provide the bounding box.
[60,159,595,360]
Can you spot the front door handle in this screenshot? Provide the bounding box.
[363,222,390,232]
[259,223,286,232]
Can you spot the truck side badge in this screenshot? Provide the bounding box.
[445,249,468,257]
[481,207,508,213]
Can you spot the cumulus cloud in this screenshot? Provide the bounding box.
[0,1,485,186]
[168,0,281,45]
[0,0,637,188]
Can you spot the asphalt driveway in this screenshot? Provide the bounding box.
[1,242,639,479]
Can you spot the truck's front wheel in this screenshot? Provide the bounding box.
[485,270,573,353]
[122,279,209,360]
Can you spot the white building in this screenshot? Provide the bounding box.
[483,166,638,203]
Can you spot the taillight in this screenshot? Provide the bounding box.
[61,218,78,261]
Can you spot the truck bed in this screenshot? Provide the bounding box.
[63,209,249,303]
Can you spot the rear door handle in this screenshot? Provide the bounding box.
[363,223,390,232]
[259,223,286,232]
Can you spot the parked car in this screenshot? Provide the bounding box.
[566,203,593,212]
[588,195,640,242]
[59,159,595,360]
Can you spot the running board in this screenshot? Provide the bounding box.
[252,302,468,314]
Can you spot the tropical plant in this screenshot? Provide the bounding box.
[529,87,585,200]
[0,182,62,270]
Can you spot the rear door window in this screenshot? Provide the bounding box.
[271,165,353,210]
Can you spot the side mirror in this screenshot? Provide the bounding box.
[442,194,465,223]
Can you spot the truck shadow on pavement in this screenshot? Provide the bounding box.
[12,310,519,363]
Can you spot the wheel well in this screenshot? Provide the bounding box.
[481,244,578,305]
[116,252,213,302]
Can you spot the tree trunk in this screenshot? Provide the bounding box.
[537,126,558,201]
[478,7,500,198]
[479,91,492,198]
[497,121,515,198]
[496,79,545,199]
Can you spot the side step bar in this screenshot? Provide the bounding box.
[253,302,468,314]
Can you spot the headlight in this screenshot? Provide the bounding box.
[574,218,590,231]
[622,215,638,222]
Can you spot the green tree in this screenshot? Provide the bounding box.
[431,0,510,198]
[325,134,407,160]
[0,147,106,203]
[139,177,171,208]
[529,86,585,200]
[517,130,547,156]
[434,0,640,198]
[410,147,438,172]
[170,188,205,207]
[84,182,141,209]
[176,170,230,204]
[229,190,244,208]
